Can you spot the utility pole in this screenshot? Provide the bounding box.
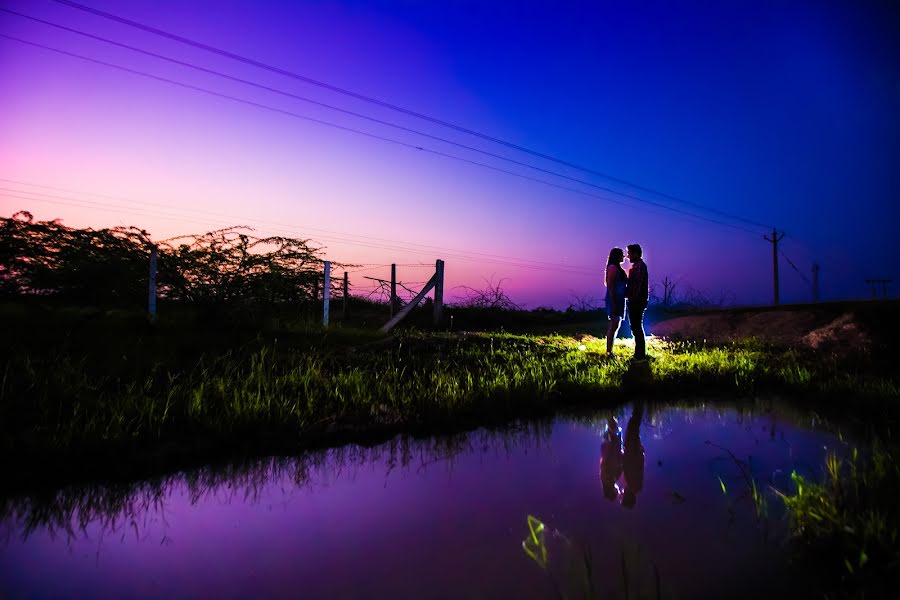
[764,228,785,305]
[812,263,820,303]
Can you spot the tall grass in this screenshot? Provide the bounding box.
[779,439,900,597]
[2,329,898,476]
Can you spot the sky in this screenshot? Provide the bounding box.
[1,0,898,308]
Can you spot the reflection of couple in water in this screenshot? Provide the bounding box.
[600,403,645,509]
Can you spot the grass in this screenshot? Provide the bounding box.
[2,302,899,487]
[778,438,900,598]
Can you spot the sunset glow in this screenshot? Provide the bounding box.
[2,0,897,307]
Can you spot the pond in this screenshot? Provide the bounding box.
[0,401,849,599]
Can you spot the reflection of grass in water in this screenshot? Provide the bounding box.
[520,514,665,600]
[0,423,550,543]
[778,439,900,597]
[2,330,898,476]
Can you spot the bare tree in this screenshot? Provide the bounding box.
[455,277,522,310]
[660,275,683,307]
[680,284,736,308]
[648,273,735,309]
[566,291,601,311]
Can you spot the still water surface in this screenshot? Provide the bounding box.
[1,401,848,599]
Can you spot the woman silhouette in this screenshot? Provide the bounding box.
[604,248,627,356]
[600,415,623,501]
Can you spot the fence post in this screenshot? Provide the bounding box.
[323,261,331,327]
[343,271,349,319]
[390,263,397,317]
[433,259,444,327]
[148,244,158,322]
[380,273,437,333]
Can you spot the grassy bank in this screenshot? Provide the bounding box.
[2,302,899,489]
[780,439,900,597]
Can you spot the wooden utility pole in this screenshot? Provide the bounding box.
[812,263,820,302]
[148,245,158,321]
[433,259,444,327]
[323,261,331,327]
[342,271,349,319]
[390,263,397,317]
[764,228,785,305]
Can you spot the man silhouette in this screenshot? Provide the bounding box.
[626,244,649,361]
[622,402,645,509]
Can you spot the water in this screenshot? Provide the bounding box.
[1,401,849,599]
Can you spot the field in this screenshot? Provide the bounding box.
[2,298,899,595]
[3,299,897,482]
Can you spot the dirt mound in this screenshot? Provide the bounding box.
[651,307,871,351]
[649,313,730,342]
[802,313,871,352]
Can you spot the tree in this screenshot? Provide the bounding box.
[455,277,522,310]
[659,275,682,307]
[566,291,601,312]
[1,211,335,311]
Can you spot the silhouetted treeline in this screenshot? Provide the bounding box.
[0,211,330,310]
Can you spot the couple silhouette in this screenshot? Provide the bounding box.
[604,243,649,359]
[599,403,645,509]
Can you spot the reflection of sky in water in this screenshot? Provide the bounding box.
[0,402,849,599]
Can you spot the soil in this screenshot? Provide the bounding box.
[649,299,899,354]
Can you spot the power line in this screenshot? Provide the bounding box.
[779,250,812,288]
[2,8,768,234]
[48,0,772,231]
[0,191,596,276]
[345,264,392,274]
[0,182,585,271]
[0,189,601,276]
[4,33,758,239]
[0,18,764,236]
[0,178,595,271]
[0,178,593,274]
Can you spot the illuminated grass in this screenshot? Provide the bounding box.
[1,328,897,471]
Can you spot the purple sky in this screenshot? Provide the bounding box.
[1,0,898,307]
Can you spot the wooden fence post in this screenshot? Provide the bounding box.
[390,263,397,317]
[148,244,158,321]
[380,273,437,333]
[323,261,331,327]
[433,259,444,327]
[343,271,349,319]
